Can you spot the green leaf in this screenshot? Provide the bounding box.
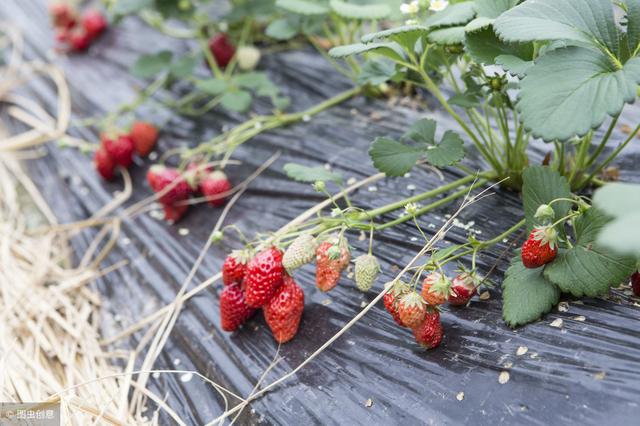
[194,78,227,95]
[544,208,637,296]
[495,54,532,78]
[276,0,329,15]
[517,47,640,142]
[403,118,436,144]
[233,72,270,90]
[130,51,172,78]
[424,1,476,28]
[473,0,519,19]
[360,25,429,50]
[521,166,571,233]
[220,90,252,112]
[357,59,397,86]
[265,18,299,40]
[283,163,343,184]
[494,0,619,54]
[424,130,464,167]
[593,183,640,218]
[623,0,640,54]
[428,27,465,45]
[502,258,560,328]
[328,42,405,61]
[369,137,422,177]
[329,0,390,20]
[112,0,153,15]
[448,92,481,108]
[593,183,640,256]
[465,25,533,65]
[170,54,197,78]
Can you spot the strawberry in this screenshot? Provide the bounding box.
[448,272,478,306]
[397,291,427,328]
[69,28,91,51]
[354,254,380,292]
[421,272,450,306]
[55,28,70,43]
[631,271,640,297]
[282,233,317,272]
[236,45,261,71]
[81,9,107,39]
[412,309,443,349]
[315,235,350,292]
[220,282,255,332]
[94,147,115,181]
[244,247,285,307]
[200,170,232,207]
[130,121,158,157]
[185,163,212,192]
[146,165,191,205]
[521,225,558,268]
[50,3,76,29]
[222,250,250,286]
[102,135,134,168]
[264,275,304,343]
[208,33,235,68]
[382,281,410,327]
[162,203,188,223]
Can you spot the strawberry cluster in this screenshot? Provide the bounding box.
[49,3,107,52]
[219,247,305,343]
[383,271,480,349]
[146,163,232,223]
[94,121,159,181]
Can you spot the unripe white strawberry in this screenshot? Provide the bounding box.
[354,254,380,292]
[236,45,261,71]
[283,233,318,272]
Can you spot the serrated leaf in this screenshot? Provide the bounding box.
[283,163,343,184]
[502,258,560,328]
[428,26,465,45]
[265,18,299,40]
[328,42,405,61]
[465,25,533,65]
[474,0,519,19]
[448,92,481,108]
[361,25,429,50]
[369,137,422,177]
[131,51,172,78]
[329,0,390,20]
[517,47,640,142]
[403,118,436,144]
[170,54,197,78]
[276,0,329,15]
[521,166,571,232]
[194,78,227,95]
[597,213,640,257]
[593,182,640,256]
[424,130,465,167]
[544,208,636,297]
[495,54,532,78]
[494,0,619,54]
[357,59,397,86]
[623,0,640,54]
[220,90,252,112]
[233,72,270,90]
[593,182,640,218]
[424,1,476,28]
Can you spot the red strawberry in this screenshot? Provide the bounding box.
[185,163,212,192]
[631,271,640,297]
[315,236,350,292]
[448,272,478,306]
[220,282,255,332]
[146,165,191,205]
[94,147,115,181]
[421,272,450,306]
[264,275,304,343]
[201,171,232,207]
[102,135,134,168]
[50,3,76,29]
[244,247,285,307]
[383,281,410,327]
[521,226,558,268]
[162,203,188,223]
[412,309,443,349]
[208,33,236,68]
[222,250,249,286]
[81,9,107,39]
[130,121,158,157]
[69,28,91,51]
[55,28,70,43]
[398,291,427,328]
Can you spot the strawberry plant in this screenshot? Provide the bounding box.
[330,0,640,190]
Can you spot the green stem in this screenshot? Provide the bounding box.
[584,115,619,168]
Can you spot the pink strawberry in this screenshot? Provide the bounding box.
[382,281,410,327]
[208,33,235,68]
[244,247,285,308]
[94,147,115,181]
[264,275,304,343]
[102,135,134,168]
[69,28,91,52]
[220,282,255,332]
[315,236,350,292]
[130,121,158,157]
[50,3,76,29]
[201,170,232,207]
[412,309,443,349]
[448,272,478,306]
[81,9,107,39]
[421,272,450,306]
[397,291,427,328]
[146,165,191,205]
[521,226,558,268]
